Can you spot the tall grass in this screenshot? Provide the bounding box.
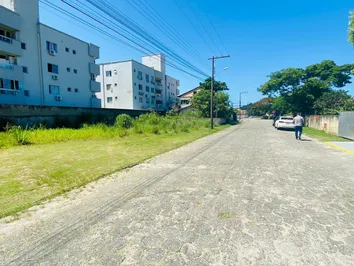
[0,113,215,149]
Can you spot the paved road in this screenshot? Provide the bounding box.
[1,119,354,265]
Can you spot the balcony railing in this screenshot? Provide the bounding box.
[0,35,13,44]
[0,62,15,70]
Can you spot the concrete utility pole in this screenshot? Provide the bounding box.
[239,91,248,109]
[208,55,230,129]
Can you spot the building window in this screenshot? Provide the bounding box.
[21,42,26,50]
[22,66,28,74]
[73,69,77,74]
[145,74,149,82]
[65,47,69,52]
[106,84,112,90]
[107,97,113,103]
[73,50,76,55]
[24,90,30,97]
[134,69,136,72]
[67,67,71,72]
[48,63,59,74]
[139,97,143,103]
[137,71,142,80]
[114,69,117,75]
[49,85,60,95]
[67,87,72,92]
[0,78,20,90]
[106,71,112,77]
[134,83,136,86]
[114,83,117,86]
[74,88,79,93]
[135,96,137,99]
[146,86,149,92]
[46,41,58,53]
[91,74,96,81]
[151,88,154,93]
[138,84,143,90]
[151,76,155,84]
[146,98,150,104]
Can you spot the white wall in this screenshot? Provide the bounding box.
[39,24,99,108]
[97,61,133,109]
[142,54,166,74]
[166,75,179,107]
[0,0,14,10]
[0,0,42,105]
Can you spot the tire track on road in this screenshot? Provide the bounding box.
[6,124,244,265]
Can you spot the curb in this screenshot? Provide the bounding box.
[325,142,354,155]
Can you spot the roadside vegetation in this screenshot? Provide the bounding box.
[0,113,230,218]
[303,128,351,142]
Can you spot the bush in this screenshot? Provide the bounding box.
[115,114,134,129]
[10,126,31,145]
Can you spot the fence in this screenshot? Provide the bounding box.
[305,115,339,135]
[0,104,151,129]
[338,112,354,140]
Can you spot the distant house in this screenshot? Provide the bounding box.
[178,87,201,110]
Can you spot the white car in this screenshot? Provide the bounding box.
[275,116,295,130]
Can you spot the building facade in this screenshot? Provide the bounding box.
[97,54,179,111]
[0,0,101,108]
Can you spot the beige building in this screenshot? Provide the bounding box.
[178,87,201,109]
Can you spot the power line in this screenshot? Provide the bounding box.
[207,15,229,55]
[183,0,223,56]
[137,0,208,66]
[172,0,217,55]
[125,0,209,70]
[41,0,205,80]
[83,0,209,77]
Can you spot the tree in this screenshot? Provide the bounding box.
[349,11,354,46]
[248,98,273,116]
[191,89,233,119]
[199,77,228,92]
[349,11,354,74]
[258,61,354,114]
[314,90,354,114]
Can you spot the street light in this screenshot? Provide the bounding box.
[215,67,229,118]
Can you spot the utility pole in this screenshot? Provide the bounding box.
[239,91,248,109]
[208,55,230,129]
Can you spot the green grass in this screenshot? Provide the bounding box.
[0,123,229,218]
[303,127,351,142]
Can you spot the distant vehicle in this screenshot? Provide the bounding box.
[261,115,268,119]
[275,116,295,130]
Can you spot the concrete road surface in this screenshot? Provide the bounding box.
[1,119,354,265]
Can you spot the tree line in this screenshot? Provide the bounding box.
[245,11,354,117]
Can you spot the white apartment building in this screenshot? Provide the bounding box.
[97,54,180,111]
[0,0,101,108]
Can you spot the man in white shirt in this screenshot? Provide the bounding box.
[293,113,304,140]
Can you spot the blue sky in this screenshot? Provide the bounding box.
[40,0,354,106]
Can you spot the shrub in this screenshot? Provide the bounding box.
[10,126,31,145]
[115,114,134,129]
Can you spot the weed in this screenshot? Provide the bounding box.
[9,126,31,145]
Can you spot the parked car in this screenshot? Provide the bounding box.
[274,116,295,130]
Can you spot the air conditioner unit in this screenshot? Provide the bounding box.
[55,95,63,101]
[52,75,58,80]
[49,50,56,56]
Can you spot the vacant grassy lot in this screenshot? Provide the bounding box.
[0,124,228,218]
[303,127,350,142]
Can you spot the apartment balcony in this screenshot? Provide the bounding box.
[90,80,100,92]
[156,82,162,87]
[0,35,22,56]
[88,44,100,59]
[0,5,21,31]
[0,62,23,81]
[89,63,100,75]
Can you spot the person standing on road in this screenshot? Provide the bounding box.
[293,113,304,140]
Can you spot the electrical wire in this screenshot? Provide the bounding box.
[40,0,205,80]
